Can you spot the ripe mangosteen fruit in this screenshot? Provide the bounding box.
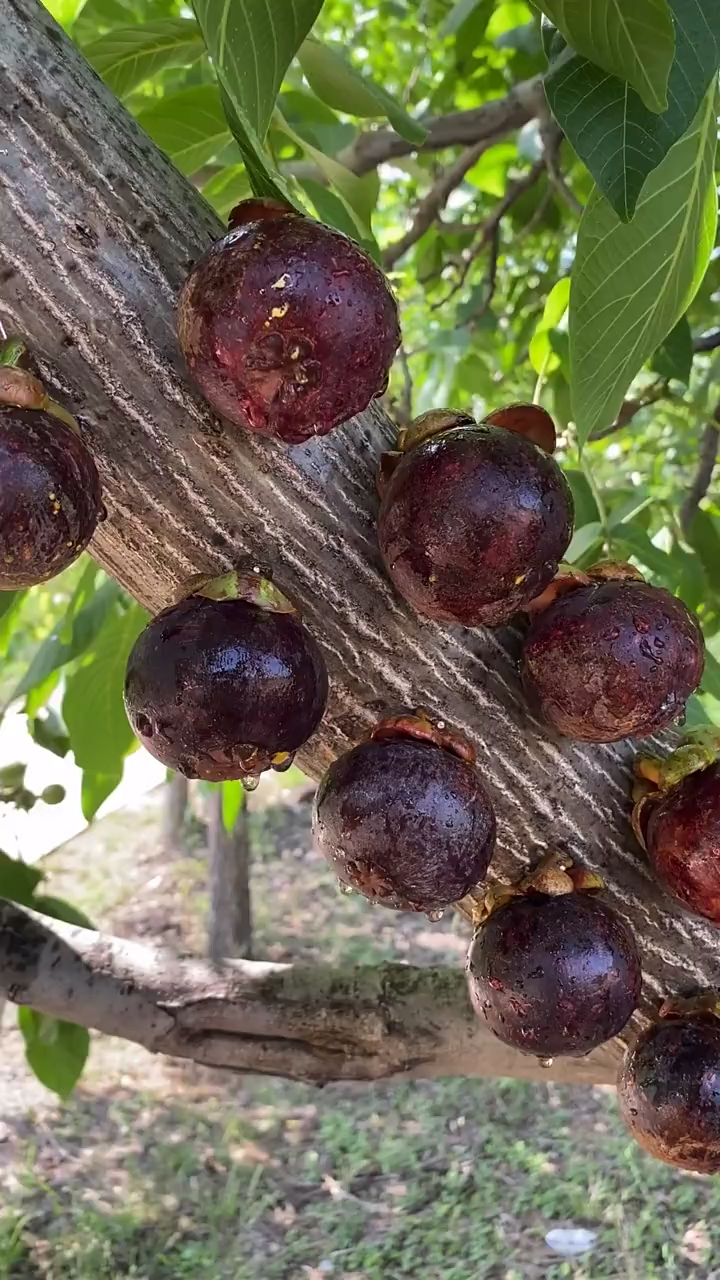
[618,996,720,1172]
[377,405,574,627]
[521,563,704,741]
[466,854,641,1061]
[177,198,400,445]
[124,569,328,784]
[0,344,102,590]
[312,710,496,912]
[632,738,720,924]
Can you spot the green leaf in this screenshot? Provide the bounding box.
[62,602,148,777]
[136,86,232,175]
[299,177,379,257]
[81,769,124,822]
[701,650,720,700]
[30,708,70,758]
[613,522,675,577]
[0,851,44,908]
[566,521,604,562]
[685,509,720,593]
[651,315,694,383]
[440,0,491,37]
[83,19,204,97]
[539,0,675,113]
[296,37,426,144]
[569,87,718,444]
[9,576,122,707]
[17,1008,89,1099]
[221,779,244,832]
[564,469,600,527]
[274,111,380,243]
[32,895,94,929]
[0,590,26,653]
[202,165,252,218]
[544,0,720,221]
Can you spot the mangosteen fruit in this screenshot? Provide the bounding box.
[466,854,641,1061]
[377,405,574,627]
[618,996,720,1173]
[124,569,328,784]
[312,710,496,912]
[177,198,400,444]
[0,344,102,590]
[521,563,704,741]
[632,738,720,924]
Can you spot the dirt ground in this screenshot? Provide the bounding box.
[0,780,719,1280]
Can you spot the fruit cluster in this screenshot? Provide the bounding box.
[3,200,714,1171]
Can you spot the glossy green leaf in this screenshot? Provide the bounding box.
[651,314,694,382]
[274,111,380,240]
[136,86,231,174]
[0,851,44,908]
[9,578,122,707]
[566,521,604,562]
[84,19,204,97]
[18,1008,89,1099]
[202,165,253,218]
[564,469,600,527]
[539,0,675,113]
[545,0,720,221]
[297,37,426,143]
[440,0,491,36]
[569,87,718,444]
[613,522,675,577]
[62,603,148,777]
[81,769,124,822]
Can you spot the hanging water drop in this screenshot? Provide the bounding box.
[242,774,260,792]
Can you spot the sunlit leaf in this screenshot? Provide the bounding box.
[651,314,694,383]
[18,1008,89,1099]
[296,36,426,143]
[83,19,204,97]
[136,85,232,174]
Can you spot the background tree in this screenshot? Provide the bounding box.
[0,0,719,1096]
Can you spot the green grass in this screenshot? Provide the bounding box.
[1,789,718,1279]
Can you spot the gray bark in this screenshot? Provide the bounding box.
[0,900,619,1084]
[162,773,189,852]
[0,0,715,1084]
[207,790,252,961]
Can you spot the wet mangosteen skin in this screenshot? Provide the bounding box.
[377,424,574,627]
[522,580,704,741]
[177,207,400,444]
[467,893,641,1057]
[124,595,328,780]
[618,1017,720,1172]
[645,763,720,923]
[0,407,102,590]
[312,736,496,911]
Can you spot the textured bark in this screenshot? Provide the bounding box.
[207,790,252,961]
[0,0,716,1086]
[0,900,619,1084]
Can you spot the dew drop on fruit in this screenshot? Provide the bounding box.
[242,775,260,792]
[539,1057,554,1069]
[338,882,354,896]
[426,909,445,922]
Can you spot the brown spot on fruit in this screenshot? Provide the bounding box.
[618,1013,720,1172]
[521,579,704,741]
[0,407,102,590]
[378,420,574,627]
[312,724,496,912]
[467,891,640,1058]
[124,595,328,782]
[177,199,400,445]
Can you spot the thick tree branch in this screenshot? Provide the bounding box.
[0,900,620,1084]
[693,330,720,353]
[338,76,546,175]
[680,412,720,536]
[589,380,670,441]
[382,139,491,268]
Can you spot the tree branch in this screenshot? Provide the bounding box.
[680,412,720,536]
[0,899,620,1085]
[382,140,491,268]
[693,330,720,353]
[589,380,670,441]
[338,76,546,175]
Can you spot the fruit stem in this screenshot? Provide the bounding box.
[180,567,297,614]
[371,708,476,765]
[635,738,720,794]
[0,337,27,368]
[472,852,604,928]
[658,992,720,1023]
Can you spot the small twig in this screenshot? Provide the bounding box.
[540,117,583,216]
[382,139,491,269]
[432,158,546,311]
[589,379,670,441]
[680,411,720,536]
[463,225,500,329]
[694,330,720,353]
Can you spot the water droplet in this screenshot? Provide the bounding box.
[539,1057,554,1069]
[426,909,444,922]
[339,882,353,896]
[436,721,446,730]
[242,775,260,792]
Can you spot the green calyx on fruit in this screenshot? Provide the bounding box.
[177,566,297,615]
[471,851,604,929]
[0,339,81,437]
[632,733,720,851]
[370,707,476,766]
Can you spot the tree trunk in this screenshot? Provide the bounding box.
[162,773,189,852]
[207,790,252,961]
[0,900,619,1084]
[0,0,715,1083]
